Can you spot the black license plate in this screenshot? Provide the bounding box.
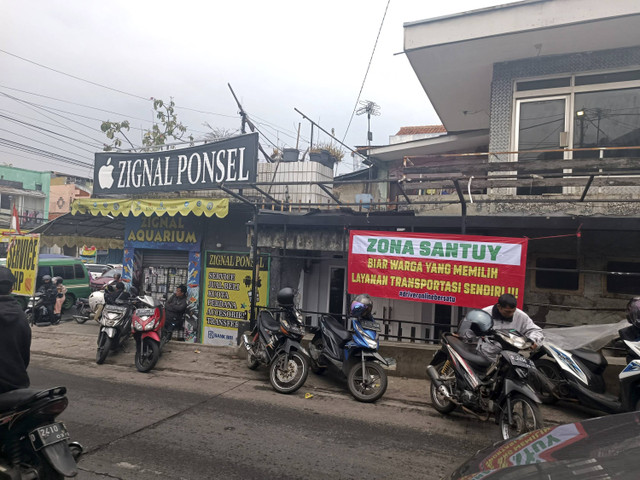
[361,320,381,331]
[508,352,534,369]
[29,422,70,451]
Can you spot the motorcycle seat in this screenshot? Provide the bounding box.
[259,311,280,332]
[447,334,492,369]
[0,386,67,412]
[321,315,351,346]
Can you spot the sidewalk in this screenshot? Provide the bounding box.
[29,317,599,428]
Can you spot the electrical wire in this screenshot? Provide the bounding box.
[0,137,92,168]
[0,113,102,150]
[0,49,149,101]
[0,148,91,174]
[341,0,391,144]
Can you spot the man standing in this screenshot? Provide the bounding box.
[165,285,188,336]
[0,267,31,393]
[477,293,544,360]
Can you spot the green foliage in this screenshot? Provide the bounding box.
[101,97,193,152]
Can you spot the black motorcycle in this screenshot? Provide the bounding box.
[96,296,133,364]
[427,309,544,440]
[242,288,309,394]
[26,291,59,327]
[0,386,83,478]
[72,297,91,324]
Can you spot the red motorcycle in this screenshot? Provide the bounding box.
[131,293,167,373]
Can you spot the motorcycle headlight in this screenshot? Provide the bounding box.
[354,322,378,349]
[133,320,143,331]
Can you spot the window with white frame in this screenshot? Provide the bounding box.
[512,69,640,194]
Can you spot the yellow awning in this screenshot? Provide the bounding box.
[71,197,229,218]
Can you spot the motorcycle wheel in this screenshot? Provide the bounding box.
[244,331,259,370]
[429,362,457,414]
[135,338,160,373]
[96,335,112,364]
[347,361,388,403]
[269,351,308,394]
[25,308,34,326]
[499,394,544,440]
[533,359,561,404]
[74,315,88,324]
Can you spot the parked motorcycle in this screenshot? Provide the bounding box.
[72,297,91,324]
[308,294,389,403]
[242,287,309,394]
[25,293,59,327]
[96,293,133,364]
[0,386,83,478]
[531,323,640,413]
[427,309,544,440]
[132,293,167,373]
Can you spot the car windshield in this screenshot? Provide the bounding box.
[86,264,106,273]
[101,268,119,278]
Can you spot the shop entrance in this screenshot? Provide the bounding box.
[141,249,189,304]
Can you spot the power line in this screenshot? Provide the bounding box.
[0,113,102,150]
[0,91,107,145]
[0,148,92,174]
[0,137,93,169]
[341,0,391,144]
[0,49,149,101]
[0,128,93,161]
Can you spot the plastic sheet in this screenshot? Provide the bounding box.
[543,320,629,351]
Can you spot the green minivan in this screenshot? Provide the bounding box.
[5,255,91,310]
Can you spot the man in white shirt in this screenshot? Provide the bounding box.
[477,293,544,360]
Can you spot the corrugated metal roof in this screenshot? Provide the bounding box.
[395,126,446,135]
[0,187,46,198]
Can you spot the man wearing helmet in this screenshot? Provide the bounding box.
[477,293,544,360]
[0,266,31,393]
[35,274,57,324]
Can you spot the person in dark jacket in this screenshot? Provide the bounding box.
[105,281,128,305]
[0,267,31,393]
[35,274,57,324]
[165,285,188,332]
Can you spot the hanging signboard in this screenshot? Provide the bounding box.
[124,215,202,251]
[6,234,40,296]
[348,230,528,309]
[202,251,270,346]
[79,245,97,263]
[93,133,259,195]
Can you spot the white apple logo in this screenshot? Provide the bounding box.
[99,158,115,190]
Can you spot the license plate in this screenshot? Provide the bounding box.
[361,320,381,331]
[136,308,155,316]
[507,352,534,369]
[104,305,127,313]
[29,422,70,451]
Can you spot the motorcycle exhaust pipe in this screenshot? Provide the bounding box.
[427,365,451,398]
[241,334,252,351]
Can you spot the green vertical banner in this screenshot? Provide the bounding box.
[201,251,269,346]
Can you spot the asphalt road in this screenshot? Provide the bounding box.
[25,315,593,479]
[29,358,488,480]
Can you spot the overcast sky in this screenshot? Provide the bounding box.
[1,0,506,177]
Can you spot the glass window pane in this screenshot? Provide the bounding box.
[573,87,640,160]
[535,258,579,290]
[576,70,640,86]
[607,261,640,295]
[74,263,85,278]
[517,99,566,195]
[517,77,571,91]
